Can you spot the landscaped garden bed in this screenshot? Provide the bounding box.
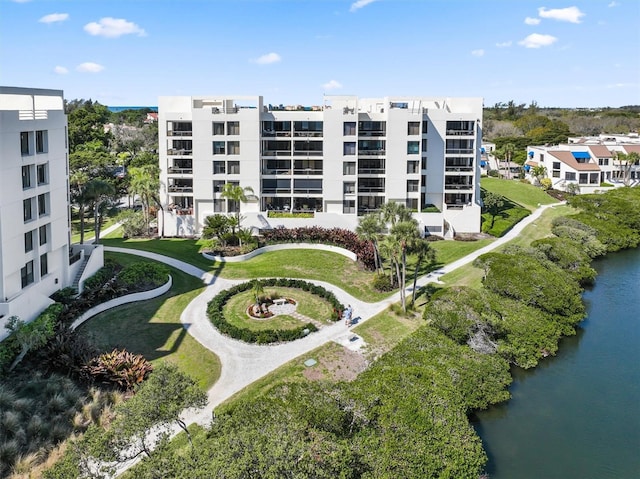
[207,279,344,344]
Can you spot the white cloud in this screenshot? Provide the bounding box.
[84,17,146,38]
[252,52,281,65]
[53,66,68,75]
[524,17,541,25]
[322,80,343,90]
[608,1,619,7]
[76,62,105,73]
[518,33,558,48]
[496,41,512,48]
[538,6,585,23]
[471,49,485,57]
[350,0,377,12]
[39,13,69,24]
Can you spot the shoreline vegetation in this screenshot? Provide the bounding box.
[35,187,640,478]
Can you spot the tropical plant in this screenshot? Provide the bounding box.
[83,349,153,391]
[355,213,384,273]
[220,183,255,227]
[84,179,115,244]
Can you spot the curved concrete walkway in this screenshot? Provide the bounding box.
[105,201,563,473]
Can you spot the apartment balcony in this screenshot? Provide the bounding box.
[262,168,291,175]
[358,130,386,137]
[444,183,474,191]
[446,129,475,136]
[167,130,192,137]
[167,149,193,156]
[262,130,292,137]
[445,148,474,155]
[358,150,386,156]
[262,150,292,157]
[445,166,474,172]
[262,187,292,194]
[293,168,323,175]
[293,150,323,156]
[168,185,194,193]
[293,131,323,138]
[358,186,385,193]
[167,167,193,175]
[293,187,323,194]
[357,168,386,175]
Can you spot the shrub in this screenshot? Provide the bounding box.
[117,262,169,291]
[117,209,147,238]
[83,349,153,391]
[372,273,394,292]
[83,259,121,292]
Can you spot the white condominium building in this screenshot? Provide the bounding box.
[158,95,483,236]
[0,87,102,338]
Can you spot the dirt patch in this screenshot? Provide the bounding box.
[302,346,368,382]
[454,232,493,241]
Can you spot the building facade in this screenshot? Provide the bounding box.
[158,95,483,236]
[526,136,640,194]
[0,87,102,338]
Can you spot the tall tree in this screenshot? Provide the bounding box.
[220,183,255,227]
[614,151,640,186]
[390,219,420,312]
[482,191,504,229]
[128,165,160,236]
[70,170,90,244]
[494,142,516,179]
[65,99,113,153]
[356,214,384,273]
[411,239,435,304]
[85,179,115,244]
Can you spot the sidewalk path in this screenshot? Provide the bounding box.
[105,201,564,472]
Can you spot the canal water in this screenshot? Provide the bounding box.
[474,247,640,478]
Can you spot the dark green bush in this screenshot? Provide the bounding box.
[117,262,169,290]
[372,273,394,292]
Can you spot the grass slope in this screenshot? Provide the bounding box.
[481,177,559,211]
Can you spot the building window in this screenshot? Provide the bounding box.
[227,121,240,135]
[407,141,420,155]
[343,122,356,136]
[598,158,609,166]
[38,193,48,216]
[227,141,240,155]
[343,182,355,194]
[22,165,32,189]
[36,130,47,153]
[20,131,31,155]
[422,121,429,133]
[23,198,33,222]
[39,224,48,245]
[213,122,225,135]
[213,141,225,155]
[407,122,420,135]
[213,180,225,193]
[579,173,588,184]
[40,253,48,277]
[213,161,226,174]
[540,154,545,162]
[553,162,561,170]
[25,230,34,252]
[590,173,599,184]
[343,142,356,155]
[407,161,419,174]
[552,170,560,178]
[21,261,34,288]
[421,157,428,170]
[406,198,418,210]
[421,139,428,152]
[407,180,419,192]
[343,200,355,214]
[565,172,576,181]
[37,163,48,185]
[343,162,356,175]
[213,199,225,212]
[228,161,240,174]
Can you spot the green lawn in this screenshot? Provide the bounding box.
[76,252,220,389]
[354,308,423,359]
[481,177,559,211]
[223,287,334,331]
[429,238,494,267]
[100,233,215,271]
[217,250,388,302]
[71,216,117,244]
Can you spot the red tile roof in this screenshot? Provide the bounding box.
[623,144,640,154]
[549,151,600,171]
[588,145,613,158]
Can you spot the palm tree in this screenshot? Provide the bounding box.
[614,151,640,186]
[410,239,435,304]
[390,219,420,312]
[70,171,90,244]
[84,179,114,244]
[221,183,255,227]
[356,214,384,272]
[128,165,160,236]
[251,280,264,307]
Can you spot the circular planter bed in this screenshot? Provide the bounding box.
[207,279,344,344]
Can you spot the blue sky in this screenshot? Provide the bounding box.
[1,0,639,108]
